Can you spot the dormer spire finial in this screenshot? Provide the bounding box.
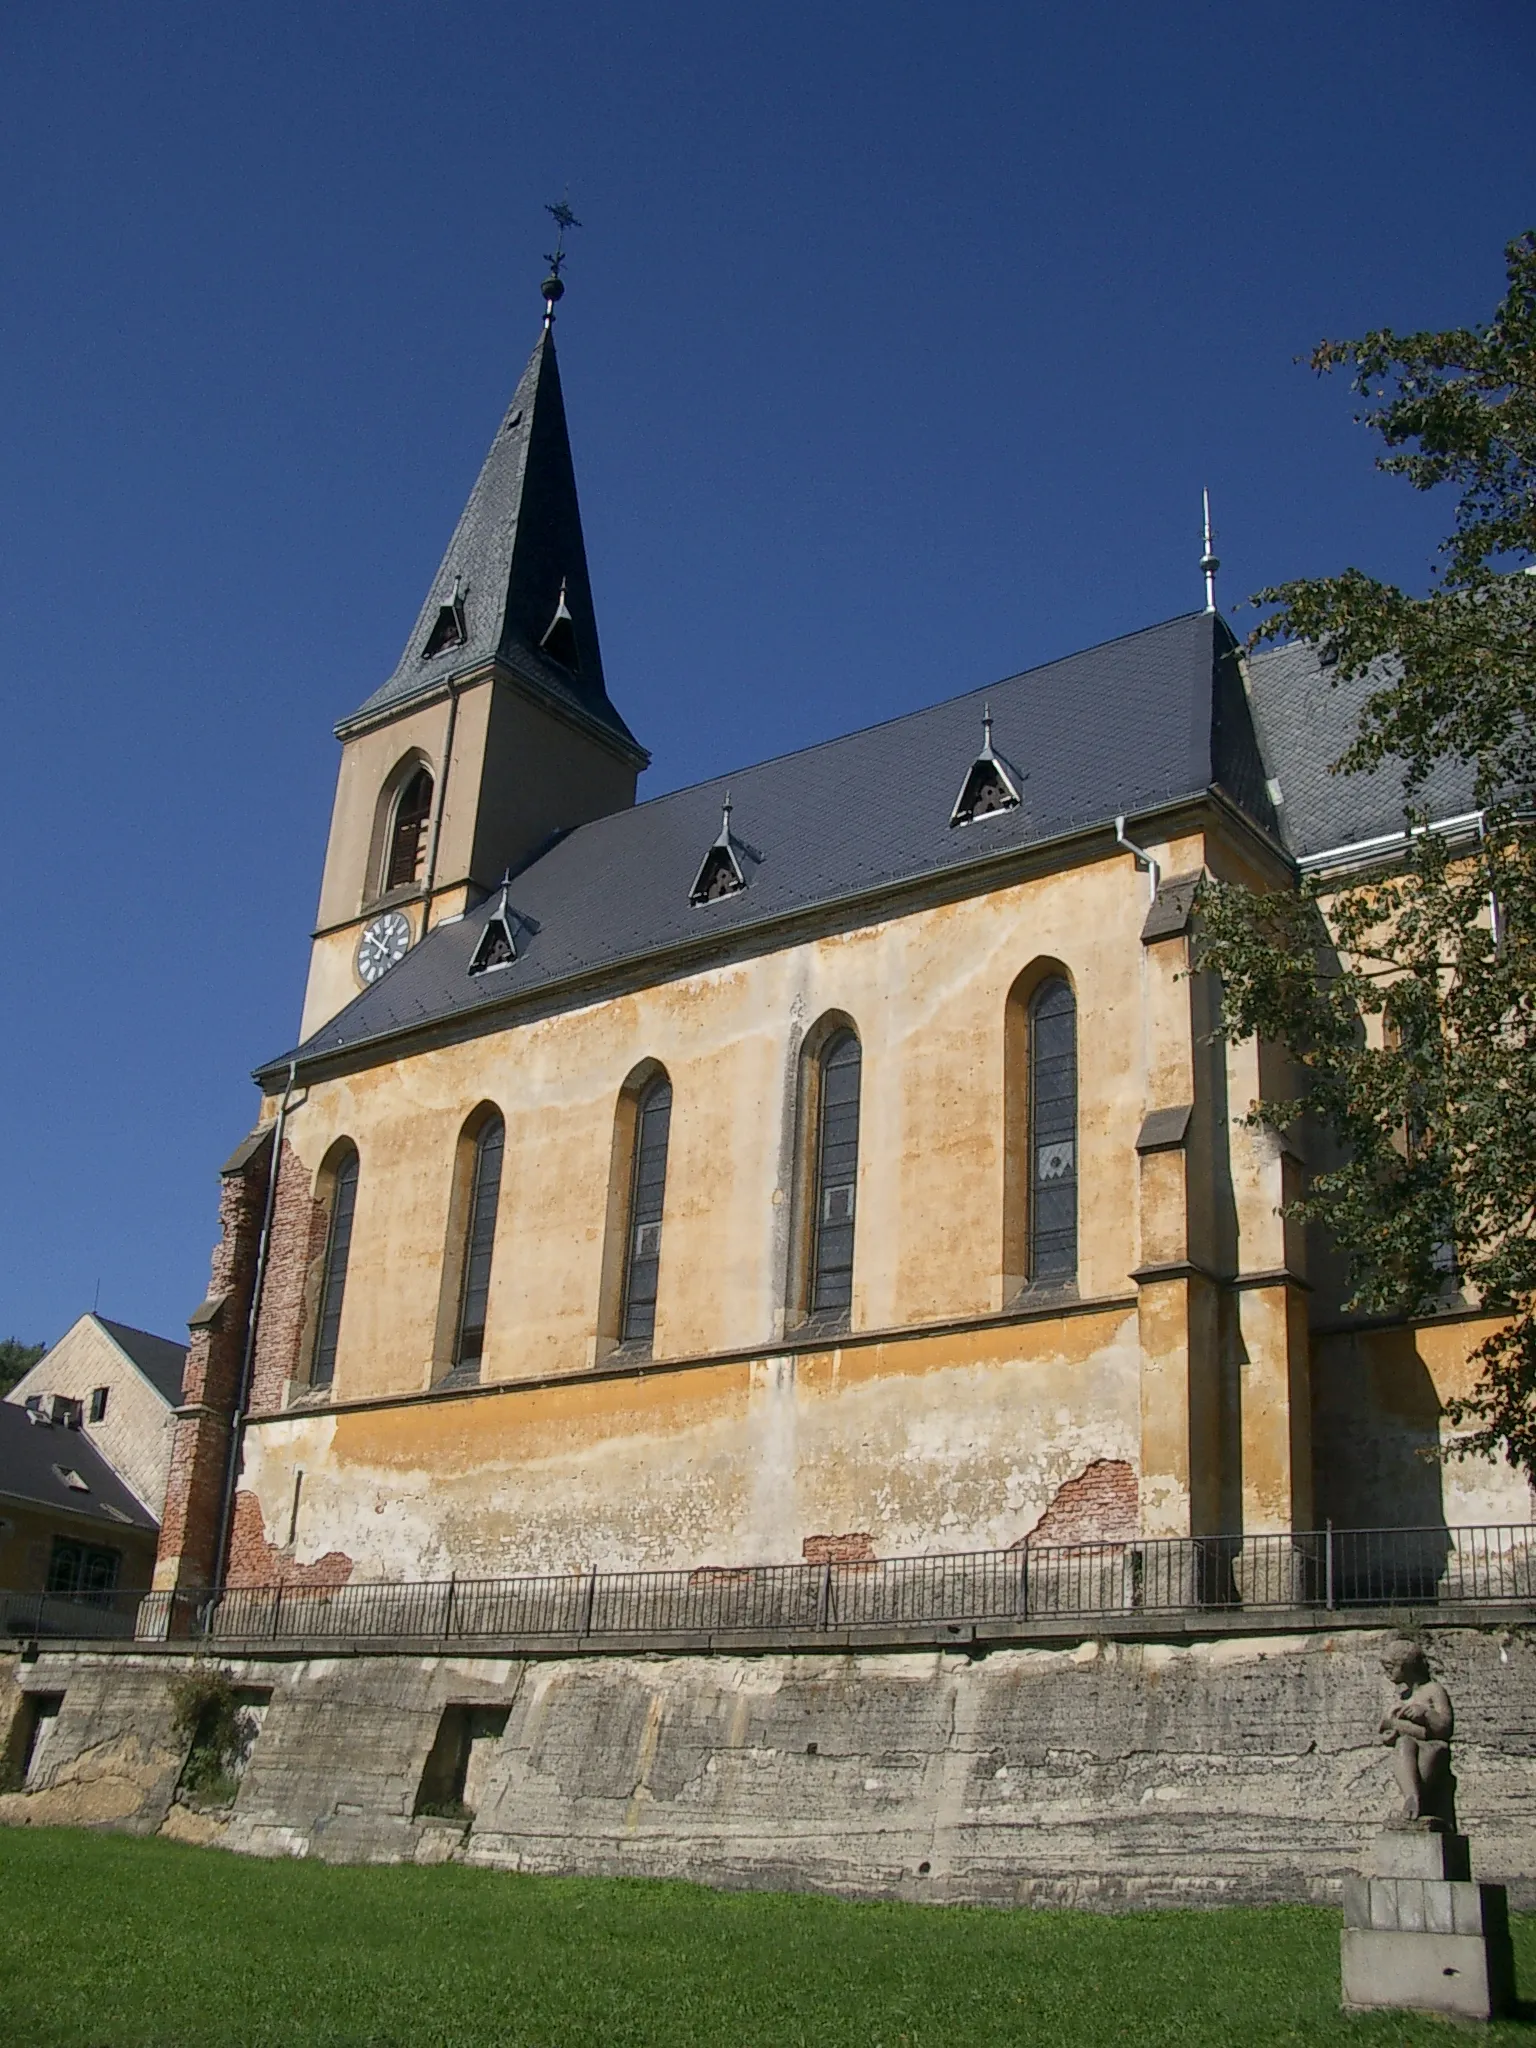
[1200,488,1221,614]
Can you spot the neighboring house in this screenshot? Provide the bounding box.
[0,1398,159,1608]
[7,1315,187,1521]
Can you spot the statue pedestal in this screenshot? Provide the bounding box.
[1342,1825,1514,2021]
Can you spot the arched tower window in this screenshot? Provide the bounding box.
[810,1030,862,1315]
[386,767,434,891]
[620,1074,672,1345]
[311,1146,359,1389]
[452,1114,505,1374]
[1029,977,1078,1284]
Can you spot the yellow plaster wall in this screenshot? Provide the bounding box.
[277,846,1153,1401]
[1312,1315,1535,1531]
[240,1306,1142,1578]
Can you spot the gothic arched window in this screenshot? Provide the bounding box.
[620,1075,672,1345]
[452,1114,505,1374]
[311,1146,359,1389]
[1029,977,1078,1284]
[810,1030,862,1315]
[386,767,434,891]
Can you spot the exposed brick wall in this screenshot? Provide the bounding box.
[248,1139,327,1415]
[802,1532,876,1564]
[225,1490,353,1590]
[155,1138,272,1591]
[1018,1460,1138,1548]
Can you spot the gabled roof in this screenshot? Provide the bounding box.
[340,326,645,764]
[96,1318,188,1405]
[1244,641,1477,861]
[262,610,1277,1077]
[0,1400,158,1532]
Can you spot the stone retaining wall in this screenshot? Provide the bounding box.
[3,1625,1534,1910]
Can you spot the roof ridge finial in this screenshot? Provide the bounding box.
[981,702,994,755]
[1200,488,1220,614]
[541,197,582,329]
[718,789,733,843]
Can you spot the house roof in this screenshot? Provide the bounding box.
[339,324,645,764]
[261,608,1278,1077]
[95,1318,188,1406]
[1244,640,1477,860]
[0,1400,158,1534]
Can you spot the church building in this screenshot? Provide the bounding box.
[154,277,1531,1602]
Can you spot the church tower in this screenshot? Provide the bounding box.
[300,285,648,1039]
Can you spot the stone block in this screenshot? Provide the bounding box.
[1365,1825,1470,1881]
[1341,1926,1511,2021]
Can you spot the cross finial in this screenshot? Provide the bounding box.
[1200,488,1221,614]
[541,197,582,326]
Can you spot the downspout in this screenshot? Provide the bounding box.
[211,1058,298,1592]
[1114,815,1161,905]
[421,678,461,931]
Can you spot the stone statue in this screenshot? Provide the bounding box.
[1377,1639,1455,1828]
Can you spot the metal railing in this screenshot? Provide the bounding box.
[4,1523,1533,1649]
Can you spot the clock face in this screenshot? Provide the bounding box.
[356,910,412,984]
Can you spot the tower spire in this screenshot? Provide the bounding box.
[1200,488,1220,614]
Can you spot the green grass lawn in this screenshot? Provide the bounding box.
[0,1828,1530,2047]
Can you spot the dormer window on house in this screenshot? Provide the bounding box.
[386,768,434,891]
[950,706,1021,827]
[689,795,748,905]
[422,580,467,659]
[468,880,518,975]
[540,579,580,671]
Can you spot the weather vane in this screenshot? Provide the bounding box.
[542,198,582,324]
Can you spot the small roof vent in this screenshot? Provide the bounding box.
[52,1464,90,1493]
[540,578,580,671]
[689,794,749,906]
[950,705,1021,827]
[422,574,467,659]
[468,876,518,976]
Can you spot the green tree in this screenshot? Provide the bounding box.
[1198,229,1536,1482]
[0,1338,46,1398]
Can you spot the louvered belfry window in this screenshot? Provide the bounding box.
[1029,978,1078,1283]
[311,1149,359,1388]
[811,1031,862,1314]
[621,1077,672,1344]
[453,1116,505,1373]
[386,768,434,890]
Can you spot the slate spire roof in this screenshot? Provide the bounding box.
[340,324,645,762]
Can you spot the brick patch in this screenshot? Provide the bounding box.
[225,1490,353,1591]
[802,1532,876,1564]
[156,1141,270,1591]
[1018,1459,1138,1548]
[248,1138,328,1415]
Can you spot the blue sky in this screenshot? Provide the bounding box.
[3,1,1532,1347]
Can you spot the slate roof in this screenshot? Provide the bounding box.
[340,325,645,763]
[96,1318,188,1406]
[263,609,1277,1076]
[0,1400,158,1533]
[1244,641,1477,861]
